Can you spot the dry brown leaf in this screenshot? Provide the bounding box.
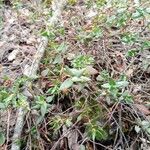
[125,68,134,77]
[67,130,79,150]
[86,66,98,75]
[134,104,150,115]
[26,36,37,45]
[132,85,142,94]
[21,45,36,54]
[86,142,94,150]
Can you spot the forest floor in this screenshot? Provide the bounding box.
[0,0,150,150]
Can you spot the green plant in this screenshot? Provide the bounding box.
[0,89,12,109]
[47,82,60,94]
[77,26,102,44]
[34,96,48,116]
[106,9,131,28]
[59,68,91,91]
[43,0,52,6]
[96,0,107,7]
[32,95,51,124]
[58,55,95,91]
[72,55,94,69]
[126,49,138,57]
[0,77,29,109]
[50,116,63,132]
[135,120,150,136]
[68,0,77,5]
[121,33,137,45]
[101,77,133,103]
[132,7,150,19]
[12,0,23,9]
[142,41,150,50]
[75,97,108,141]
[41,29,56,39]
[96,70,110,82]
[0,131,5,146]
[50,115,73,133]
[86,123,107,141]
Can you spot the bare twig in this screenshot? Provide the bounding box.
[5,109,11,150]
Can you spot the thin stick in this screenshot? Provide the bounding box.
[5,109,11,150]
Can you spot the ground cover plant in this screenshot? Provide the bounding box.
[0,0,150,149]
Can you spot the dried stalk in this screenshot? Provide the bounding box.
[11,1,67,150]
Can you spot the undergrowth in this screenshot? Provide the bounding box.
[0,0,150,149]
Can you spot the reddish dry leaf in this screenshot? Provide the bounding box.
[134,104,150,115]
[114,51,127,72]
[86,142,94,150]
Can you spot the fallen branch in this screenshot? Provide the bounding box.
[11,1,67,150]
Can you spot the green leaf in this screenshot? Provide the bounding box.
[77,115,82,122]
[102,80,128,89]
[41,68,49,77]
[132,8,144,19]
[101,83,111,89]
[116,81,129,88]
[96,75,103,81]
[71,76,91,82]
[59,78,73,90]
[0,132,5,146]
[109,79,116,86]
[135,125,141,133]
[141,120,150,129]
[4,94,14,107]
[92,130,96,141]
[132,11,142,19]
[65,118,73,127]
[17,93,27,101]
[36,116,44,125]
[72,55,94,68]
[142,41,150,49]
[53,54,63,64]
[80,76,91,82]
[46,96,54,103]
[121,91,133,103]
[146,128,150,134]
[126,49,137,57]
[80,145,86,150]
[41,30,49,37]
[91,27,103,38]
[86,124,107,141]
[41,30,55,39]
[65,67,85,77]
[56,42,68,53]
[0,103,6,109]
[145,8,150,14]
[0,90,9,100]
[40,102,47,117]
